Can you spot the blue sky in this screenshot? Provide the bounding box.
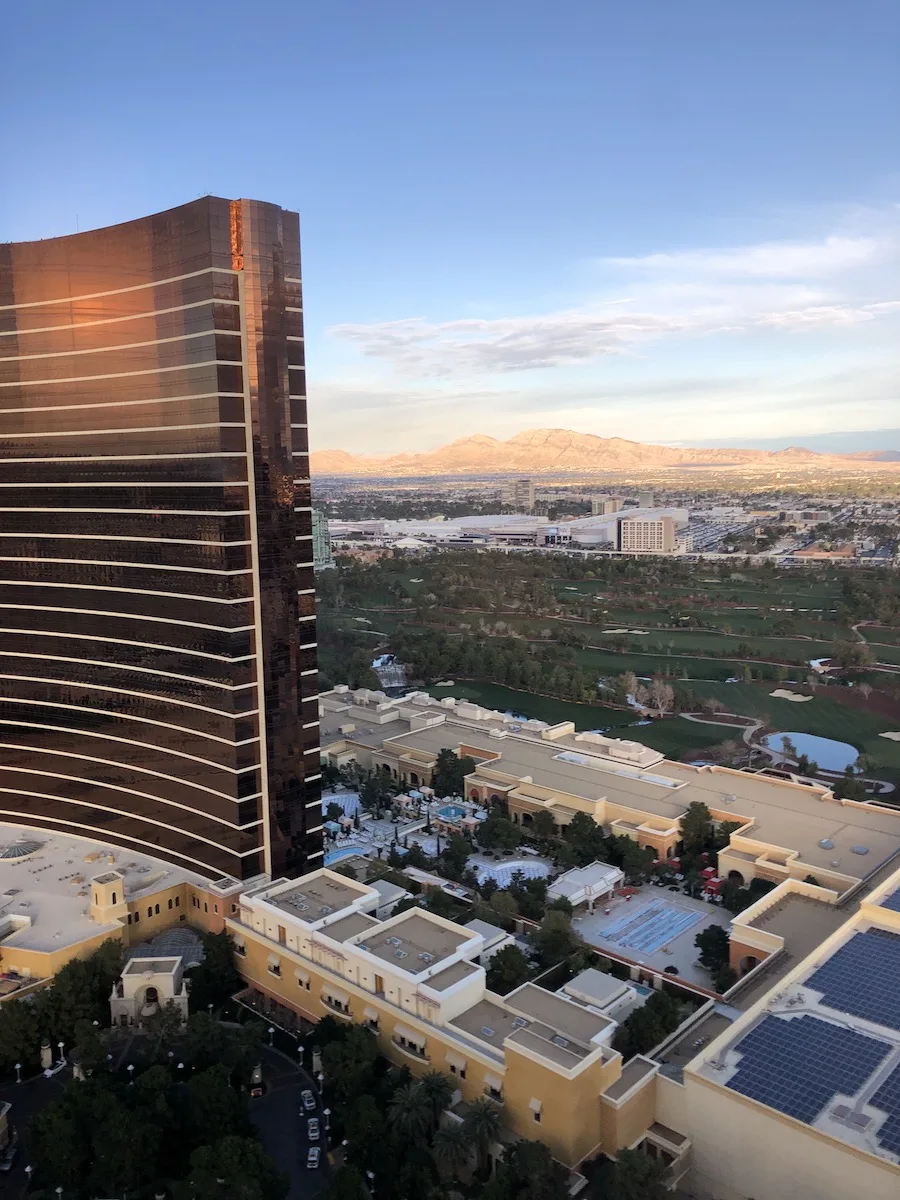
[2,1,898,453]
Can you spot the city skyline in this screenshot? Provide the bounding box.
[1,2,897,454]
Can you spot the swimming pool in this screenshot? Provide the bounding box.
[436,803,467,821]
[324,846,365,866]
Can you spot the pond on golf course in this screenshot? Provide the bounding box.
[762,732,859,772]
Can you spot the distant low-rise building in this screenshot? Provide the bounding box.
[618,515,678,554]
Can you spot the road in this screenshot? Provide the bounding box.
[251,1048,331,1200]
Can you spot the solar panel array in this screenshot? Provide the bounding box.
[806,929,900,1031]
[725,1014,890,1125]
[871,1062,900,1158]
[879,888,900,914]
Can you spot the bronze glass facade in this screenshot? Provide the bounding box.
[0,197,321,880]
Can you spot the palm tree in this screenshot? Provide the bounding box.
[463,1096,503,1173]
[388,1081,432,1145]
[432,1123,470,1179]
[419,1069,455,1130]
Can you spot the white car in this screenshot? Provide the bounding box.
[307,1147,321,1170]
[300,1088,316,1111]
[307,1117,320,1142]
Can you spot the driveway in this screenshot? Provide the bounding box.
[250,1050,330,1200]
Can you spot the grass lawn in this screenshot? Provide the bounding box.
[686,681,900,769]
[867,626,900,646]
[575,647,746,681]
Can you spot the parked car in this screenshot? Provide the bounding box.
[301,1088,316,1111]
[502,849,515,856]
[250,1063,264,1097]
[307,1117,320,1142]
[307,1147,321,1170]
[0,1146,18,1173]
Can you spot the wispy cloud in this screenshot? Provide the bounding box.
[328,223,899,378]
[604,234,885,279]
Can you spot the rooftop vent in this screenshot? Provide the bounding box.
[512,1016,529,1029]
[551,1035,570,1048]
[481,1026,495,1038]
[320,905,334,915]
[386,936,403,946]
[394,950,408,959]
[418,952,434,963]
[819,838,834,850]
[850,845,870,856]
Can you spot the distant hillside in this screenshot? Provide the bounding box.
[309,427,900,477]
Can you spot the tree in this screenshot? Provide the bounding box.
[188,930,242,1013]
[325,1165,369,1200]
[486,944,531,994]
[388,1081,433,1145]
[432,749,476,798]
[647,676,675,716]
[186,1064,251,1147]
[442,832,472,875]
[419,1069,455,1130]
[432,1123,471,1178]
[533,909,583,967]
[613,991,681,1059]
[463,1096,503,1173]
[695,925,730,972]
[531,810,557,840]
[477,814,522,851]
[609,1148,671,1200]
[680,801,713,858]
[488,889,519,925]
[321,1024,379,1100]
[177,1135,288,1200]
[483,1138,570,1200]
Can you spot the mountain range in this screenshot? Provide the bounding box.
[309,427,900,477]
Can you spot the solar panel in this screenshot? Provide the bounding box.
[725,1015,890,1126]
[806,929,900,1032]
[879,888,900,914]
[871,1061,900,1158]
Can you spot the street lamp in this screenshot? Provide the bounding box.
[267,1025,275,1047]
[57,1040,65,1061]
[323,1107,330,1132]
[207,1003,213,1016]
[316,1071,324,1092]
[24,1165,32,1186]
[127,1063,135,1084]
[55,1188,63,1200]
[366,1169,376,1197]
[14,1062,21,1084]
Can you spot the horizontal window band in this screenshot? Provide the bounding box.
[0,604,254,634]
[0,297,239,339]
[6,327,241,364]
[0,533,251,548]
[0,423,247,441]
[0,451,248,464]
[0,391,243,417]
[0,481,249,489]
[0,712,260,760]
[0,627,255,663]
[0,556,252,576]
[0,788,265,854]
[0,266,238,313]
[285,336,305,343]
[0,806,262,873]
[0,580,253,604]
[0,358,240,389]
[0,673,255,713]
[0,509,251,517]
[0,651,256,691]
[284,277,302,284]
[0,760,264,823]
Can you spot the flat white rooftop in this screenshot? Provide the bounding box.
[0,821,207,957]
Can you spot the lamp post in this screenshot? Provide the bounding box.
[267,1025,275,1047]
[55,1187,63,1200]
[57,1041,65,1062]
[127,1063,135,1084]
[14,1063,21,1084]
[366,1169,376,1197]
[24,1165,32,1187]
[316,1071,324,1093]
[323,1107,330,1133]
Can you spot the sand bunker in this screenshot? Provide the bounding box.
[769,689,813,702]
[879,731,900,741]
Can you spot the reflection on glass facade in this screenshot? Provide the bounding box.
[0,197,321,880]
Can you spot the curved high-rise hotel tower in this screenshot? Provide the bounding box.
[0,198,322,880]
